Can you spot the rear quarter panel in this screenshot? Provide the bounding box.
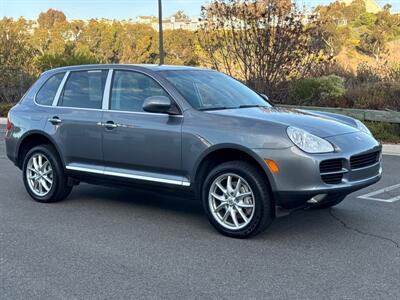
[5,74,54,166]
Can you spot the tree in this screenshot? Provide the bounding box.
[118,23,159,64]
[198,0,327,97]
[313,1,352,57]
[343,0,366,21]
[75,19,122,63]
[36,53,99,72]
[164,29,199,65]
[359,29,387,61]
[171,10,190,21]
[31,9,69,55]
[37,9,66,29]
[0,18,35,102]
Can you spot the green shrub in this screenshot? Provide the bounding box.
[36,53,99,73]
[365,121,400,144]
[317,75,346,100]
[292,78,320,102]
[347,82,400,111]
[292,75,345,104]
[0,103,14,117]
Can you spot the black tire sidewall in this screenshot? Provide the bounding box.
[202,161,273,238]
[22,145,63,203]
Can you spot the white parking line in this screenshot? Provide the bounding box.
[358,183,400,203]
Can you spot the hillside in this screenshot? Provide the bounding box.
[336,39,400,71]
[341,0,382,13]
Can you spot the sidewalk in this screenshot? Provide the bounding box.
[0,117,399,155]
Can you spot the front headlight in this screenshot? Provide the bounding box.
[287,126,334,154]
[355,119,372,136]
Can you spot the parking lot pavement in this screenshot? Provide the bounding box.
[1,126,400,299]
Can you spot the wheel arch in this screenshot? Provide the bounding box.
[16,131,64,169]
[192,144,276,198]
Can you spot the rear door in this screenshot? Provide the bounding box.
[101,69,186,185]
[45,69,109,170]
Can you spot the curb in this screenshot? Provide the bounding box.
[0,117,399,155]
[382,144,400,156]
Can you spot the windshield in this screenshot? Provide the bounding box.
[158,70,272,110]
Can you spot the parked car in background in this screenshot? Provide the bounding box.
[5,64,382,238]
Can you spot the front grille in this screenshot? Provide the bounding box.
[320,159,343,173]
[350,151,380,170]
[321,173,344,184]
[320,159,344,184]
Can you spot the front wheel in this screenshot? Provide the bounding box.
[202,161,274,238]
[22,145,72,203]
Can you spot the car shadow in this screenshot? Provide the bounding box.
[66,183,204,217]
[64,184,362,241]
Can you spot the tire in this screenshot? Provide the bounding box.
[22,145,72,203]
[311,195,346,209]
[202,161,274,238]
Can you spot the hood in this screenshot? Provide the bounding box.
[206,107,359,138]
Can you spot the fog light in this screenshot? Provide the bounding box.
[265,159,279,173]
[307,194,327,204]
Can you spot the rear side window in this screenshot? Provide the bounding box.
[60,70,108,109]
[110,70,170,112]
[35,73,65,106]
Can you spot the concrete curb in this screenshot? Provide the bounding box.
[0,117,399,154]
[382,144,400,156]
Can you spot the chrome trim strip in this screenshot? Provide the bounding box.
[320,168,349,176]
[102,69,113,110]
[52,71,70,106]
[66,165,191,186]
[66,165,104,175]
[33,67,183,117]
[104,109,184,117]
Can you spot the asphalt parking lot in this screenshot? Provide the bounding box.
[1,125,400,299]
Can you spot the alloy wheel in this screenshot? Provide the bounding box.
[208,173,255,230]
[26,153,54,197]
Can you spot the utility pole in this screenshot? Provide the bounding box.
[158,0,164,65]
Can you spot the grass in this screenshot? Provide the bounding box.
[1,102,399,143]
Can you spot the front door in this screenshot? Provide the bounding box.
[101,70,185,185]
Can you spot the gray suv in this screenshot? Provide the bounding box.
[5,64,382,238]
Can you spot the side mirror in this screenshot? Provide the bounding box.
[143,96,172,114]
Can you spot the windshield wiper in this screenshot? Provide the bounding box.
[198,106,232,111]
[198,104,269,111]
[238,104,268,108]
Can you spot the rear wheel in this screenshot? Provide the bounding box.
[202,161,274,238]
[22,145,72,203]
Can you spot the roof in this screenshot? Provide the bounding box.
[42,64,208,75]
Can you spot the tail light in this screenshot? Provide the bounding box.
[6,112,12,130]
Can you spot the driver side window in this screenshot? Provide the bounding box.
[110,70,170,112]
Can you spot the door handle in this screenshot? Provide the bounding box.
[103,121,118,129]
[48,117,61,125]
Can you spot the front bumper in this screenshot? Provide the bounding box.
[253,131,382,208]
